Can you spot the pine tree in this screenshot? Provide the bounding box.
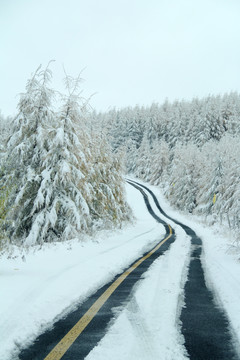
[216,135,240,226]
[27,73,93,244]
[2,65,54,244]
[0,112,12,160]
[0,169,11,250]
[150,139,170,185]
[87,92,240,238]
[166,143,200,213]
[197,148,223,217]
[134,134,152,181]
[145,108,157,147]
[87,126,131,229]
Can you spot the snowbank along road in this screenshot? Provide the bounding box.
[18,180,239,360]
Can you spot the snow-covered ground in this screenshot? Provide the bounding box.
[1,180,240,359]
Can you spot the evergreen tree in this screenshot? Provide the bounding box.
[198,156,223,216]
[150,139,170,185]
[87,127,131,229]
[134,134,152,181]
[166,143,200,213]
[89,92,240,237]
[1,65,132,248]
[216,135,240,224]
[28,73,93,244]
[1,64,55,244]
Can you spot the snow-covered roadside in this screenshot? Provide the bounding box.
[2,177,239,360]
[131,178,240,354]
[0,183,165,360]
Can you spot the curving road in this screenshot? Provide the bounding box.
[18,180,239,360]
[19,183,175,360]
[128,179,238,360]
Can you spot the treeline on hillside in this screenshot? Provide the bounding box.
[95,94,240,240]
[0,65,131,251]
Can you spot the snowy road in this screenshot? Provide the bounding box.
[129,180,238,359]
[18,182,176,360]
[1,180,240,359]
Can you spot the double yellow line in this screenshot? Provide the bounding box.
[44,225,173,360]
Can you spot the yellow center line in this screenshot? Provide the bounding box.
[44,225,173,360]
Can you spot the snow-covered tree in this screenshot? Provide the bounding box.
[145,105,158,147]
[87,126,131,230]
[1,65,132,247]
[1,64,55,244]
[197,151,223,216]
[134,134,152,181]
[0,112,13,162]
[0,172,10,250]
[166,143,200,213]
[149,139,170,185]
[23,73,94,244]
[215,135,240,225]
[81,91,240,239]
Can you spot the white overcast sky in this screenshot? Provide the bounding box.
[1,0,240,116]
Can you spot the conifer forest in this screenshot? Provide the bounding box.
[0,66,240,252]
[96,92,240,244]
